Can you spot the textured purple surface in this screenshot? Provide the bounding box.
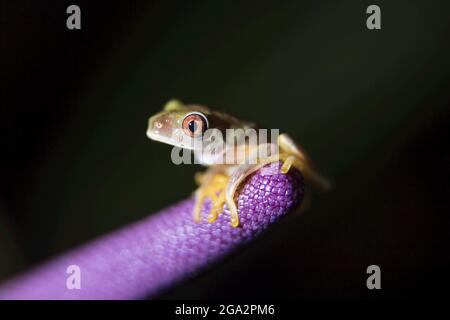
[0,162,304,300]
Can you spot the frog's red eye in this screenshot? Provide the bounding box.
[182,112,208,138]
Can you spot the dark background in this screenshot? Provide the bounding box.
[1,0,449,299]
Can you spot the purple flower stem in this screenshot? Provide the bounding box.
[0,162,304,300]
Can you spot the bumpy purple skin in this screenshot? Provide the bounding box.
[0,162,304,300]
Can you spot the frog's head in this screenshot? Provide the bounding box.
[147,100,212,150]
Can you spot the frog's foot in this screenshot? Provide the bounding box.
[194,173,229,224]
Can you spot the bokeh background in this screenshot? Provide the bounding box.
[1,0,449,299]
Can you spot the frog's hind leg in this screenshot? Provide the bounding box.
[278,134,332,191]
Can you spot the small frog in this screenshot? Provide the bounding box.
[147,100,330,227]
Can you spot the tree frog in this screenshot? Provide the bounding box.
[147,100,330,227]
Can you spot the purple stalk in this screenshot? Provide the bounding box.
[0,162,304,300]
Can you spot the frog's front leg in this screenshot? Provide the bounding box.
[193,166,229,224]
[223,153,302,228]
[224,143,280,227]
[225,163,267,227]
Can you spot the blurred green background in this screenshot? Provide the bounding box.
[1,0,449,298]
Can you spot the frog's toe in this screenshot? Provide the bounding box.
[281,155,295,174]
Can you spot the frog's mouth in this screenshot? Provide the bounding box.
[146,127,201,151]
[146,129,172,145]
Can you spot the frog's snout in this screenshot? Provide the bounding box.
[146,113,173,141]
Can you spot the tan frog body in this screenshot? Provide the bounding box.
[147,100,330,227]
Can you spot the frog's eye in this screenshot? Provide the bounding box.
[182,112,208,138]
